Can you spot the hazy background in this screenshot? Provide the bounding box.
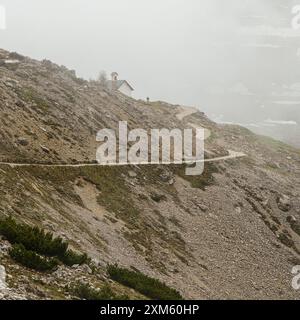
[1,0,300,147]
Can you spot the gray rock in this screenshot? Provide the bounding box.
[277,194,292,212]
[235,206,242,214]
[128,170,137,178]
[81,264,93,275]
[17,137,29,146]
[168,178,175,185]
[287,215,297,224]
[197,203,208,212]
[0,265,7,290]
[15,100,25,108]
[40,145,50,153]
[4,78,19,88]
[159,172,174,185]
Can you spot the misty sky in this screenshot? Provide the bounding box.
[1,0,300,142]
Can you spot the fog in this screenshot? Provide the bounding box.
[1,0,300,146]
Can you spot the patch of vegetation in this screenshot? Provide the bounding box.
[107,264,183,300]
[60,250,89,267]
[70,282,129,300]
[0,216,68,257]
[174,163,218,190]
[150,193,167,203]
[17,87,51,112]
[14,165,189,272]
[278,231,295,248]
[23,166,140,228]
[289,220,300,237]
[9,244,59,272]
[80,167,140,226]
[0,217,88,267]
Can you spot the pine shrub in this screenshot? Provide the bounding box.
[0,217,88,267]
[0,217,67,257]
[60,250,89,266]
[107,264,183,300]
[9,244,59,272]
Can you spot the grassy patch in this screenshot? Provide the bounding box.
[17,87,51,112]
[79,166,140,226]
[23,166,140,228]
[288,219,300,237]
[2,165,189,272]
[107,264,183,300]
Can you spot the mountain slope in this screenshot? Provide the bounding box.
[0,49,300,300]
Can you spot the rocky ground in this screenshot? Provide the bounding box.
[0,48,300,299]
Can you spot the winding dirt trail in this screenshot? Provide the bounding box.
[0,106,246,168]
[0,151,246,168]
[176,105,246,160]
[176,106,199,121]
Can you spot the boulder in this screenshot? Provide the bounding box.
[40,145,50,154]
[287,215,297,224]
[0,265,7,290]
[159,172,174,185]
[128,170,137,178]
[15,100,25,108]
[277,194,292,212]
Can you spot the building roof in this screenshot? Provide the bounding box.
[106,80,134,91]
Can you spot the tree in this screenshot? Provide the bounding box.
[98,70,108,87]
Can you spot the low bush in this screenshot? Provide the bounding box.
[70,282,129,300]
[0,217,88,267]
[0,217,67,257]
[9,244,59,272]
[107,264,183,300]
[150,193,167,203]
[60,250,89,267]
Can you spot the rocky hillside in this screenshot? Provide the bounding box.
[0,48,300,300]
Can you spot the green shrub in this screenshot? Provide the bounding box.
[60,250,89,267]
[150,193,167,203]
[107,265,183,300]
[0,217,88,267]
[0,217,67,257]
[70,282,129,300]
[9,244,59,272]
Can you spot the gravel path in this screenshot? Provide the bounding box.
[0,107,246,167]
